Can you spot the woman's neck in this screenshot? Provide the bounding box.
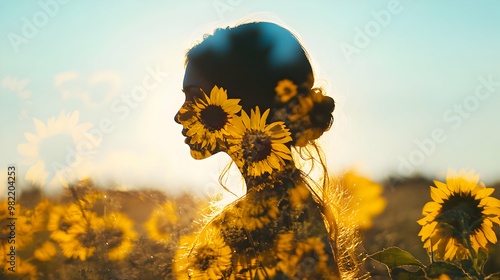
[237,160,299,193]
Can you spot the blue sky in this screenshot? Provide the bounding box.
[1,0,499,196]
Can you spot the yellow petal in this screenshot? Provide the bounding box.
[75,123,93,133]
[260,109,270,129]
[241,110,250,128]
[474,230,488,248]
[24,132,40,143]
[444,241,457,260]
[480,197,500,208]
[483,207,500,216]
[430,186,447,203]
[482,224,497,244]
[251,107,260,129]
[476,188,495,199]
[18,143,38,157]
[418,223,436,239]
[422,201,441,214]
[417,214,435,225]
[433,181,450,195]
[446,168,459,181]
[210,86,219,104]
[222,99,241,114]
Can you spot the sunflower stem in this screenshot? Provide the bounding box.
[462,215,484,279]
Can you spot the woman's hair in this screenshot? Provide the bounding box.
[186,21,334,147]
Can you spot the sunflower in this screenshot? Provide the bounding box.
[17,111,98,188]
[418,169,500,260]
[227,107,293,177]
[174,229,232,279]
[59,211,103,261]
[287,237,335,279]
[146,202,178,242]
[275,79,298,103]
[103,212,138,261]
[48,203,85,243]
[180,85,242,156]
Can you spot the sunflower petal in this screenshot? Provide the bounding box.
[430,186,446,203]
[422,201,440,215]
[476,188,495,199]
[260,109,270,129]
[482,224,498,243]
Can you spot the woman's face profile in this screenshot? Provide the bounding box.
[175,62,218,159]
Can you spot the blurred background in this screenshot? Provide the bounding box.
[1,0,499,197]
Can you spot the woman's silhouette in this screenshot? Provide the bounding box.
[174,22,358,280]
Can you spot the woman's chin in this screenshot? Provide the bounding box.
[189,148,212,160]
[187,143,219,160]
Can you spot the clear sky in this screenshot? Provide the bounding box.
[1,0,499,196]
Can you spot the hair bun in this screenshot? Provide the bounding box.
[272,85,335,147]
[310,93,335,132]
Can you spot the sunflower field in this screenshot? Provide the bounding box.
[1,169,500,279]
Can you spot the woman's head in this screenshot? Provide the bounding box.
[176,21,334,161]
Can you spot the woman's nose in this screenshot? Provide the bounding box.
[174,111,181,124]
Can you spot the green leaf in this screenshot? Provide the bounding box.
[369,247,425,270]
[460,248,488,277]
[459,258,477,277]
[425,261,468,280]
[390,267,426,280]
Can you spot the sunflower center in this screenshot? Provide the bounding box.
[105,228,123,249]
[59,220,70,232]
[195,247,217,271]
[199,105,228,132]
[39,133,77,167]
[77,230,96,248]
[241,131,272,162]
[157,219,174,234]
[297,254,319,273]
[440,193,484,231]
